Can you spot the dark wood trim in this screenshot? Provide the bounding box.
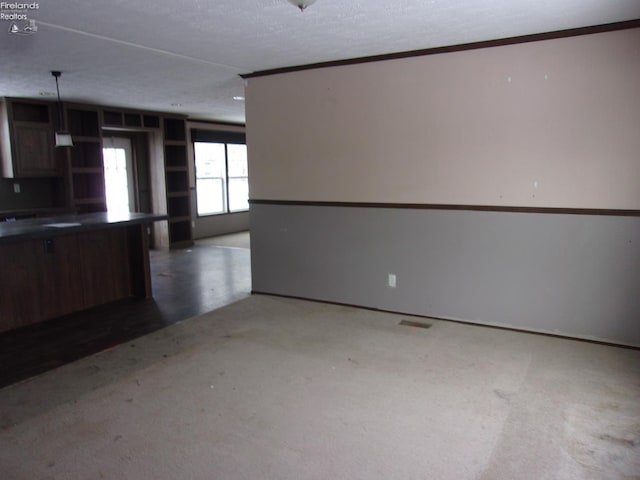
[249,199,640,217]
[241,19,640,79]
[251,292,640,350]
[188,118,246,128]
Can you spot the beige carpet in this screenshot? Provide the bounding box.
[196,231,250,249]
[1,295,639,479]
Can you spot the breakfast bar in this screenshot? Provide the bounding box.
[0,212,167,333]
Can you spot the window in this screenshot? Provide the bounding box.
[193,131,248,216]
[226,144,249,212]
[194,142,226,215]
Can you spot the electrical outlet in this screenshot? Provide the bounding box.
[13,183,20,193]
[388,273,397,288]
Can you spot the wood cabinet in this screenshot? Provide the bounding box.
[0,98,58,177]
[0,213,163,333]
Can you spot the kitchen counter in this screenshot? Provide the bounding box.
[0,212,167,332]
[0,212,167,243]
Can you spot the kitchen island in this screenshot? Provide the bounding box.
[0,212,167,333]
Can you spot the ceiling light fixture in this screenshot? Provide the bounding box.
[233,96,245,101]
[287,0,317,12]
[51,71,73,147]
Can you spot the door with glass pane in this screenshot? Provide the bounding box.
[103,137,135,213]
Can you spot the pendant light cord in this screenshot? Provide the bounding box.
[51,70,64,131]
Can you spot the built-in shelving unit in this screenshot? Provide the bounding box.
[65,105,105,213]
[99,107,193,248]
[102,109,161,130]
[2,98,195,249]
[163,117,193,248]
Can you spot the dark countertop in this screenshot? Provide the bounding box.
[0,212,168,244]
[0,207,76,220]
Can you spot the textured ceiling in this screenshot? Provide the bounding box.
[0,0,638,123]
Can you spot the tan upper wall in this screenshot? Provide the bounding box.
[245,28,640,209]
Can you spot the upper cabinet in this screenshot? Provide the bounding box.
[0,98,59,178]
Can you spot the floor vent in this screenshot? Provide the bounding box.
[399,319,432,329]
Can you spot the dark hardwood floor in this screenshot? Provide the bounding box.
[0,243,251,389]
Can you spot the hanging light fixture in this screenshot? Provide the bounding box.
[287,0,317,12]
[51,70,73,147]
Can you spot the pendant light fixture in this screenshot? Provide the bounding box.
[287,0,317,12]
[51,70,73,147]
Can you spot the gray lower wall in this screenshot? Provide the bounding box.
[250,204,640,346]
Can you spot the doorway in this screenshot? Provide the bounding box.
[103,137,135,213]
